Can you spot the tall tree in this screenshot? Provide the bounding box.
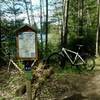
[40,0,43,56]
[23,0,31,25]
[45,0,48,55]
[77,0,84,36]
[29,0,35,26]
[62,0,70,47]
[0,7,2,49]
[96,0,100,57]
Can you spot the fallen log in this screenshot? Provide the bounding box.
[32,66,53,99]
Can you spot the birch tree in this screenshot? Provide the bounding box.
[23,0,31,25]
[45,0,48,55]
[40,0,43,55]
[61,0,70,47]
[96,0,100,57]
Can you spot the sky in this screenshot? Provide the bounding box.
[32,0,39,5]
[1,0,40,22]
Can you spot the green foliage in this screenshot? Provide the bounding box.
[46,0,97,56]
[47,42,59,56]
[38,40,60,58]
[16,61,24,70]
[0,97,6,100]
[60,66,80,74]
[24,70,33,80]
[0,18,24,66]
[68,32,96,55]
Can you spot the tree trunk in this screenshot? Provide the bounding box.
[26,80,32,100]
[0,13,1,49]
[29,0,35,26]
[12,0,16,26]
[0,34,1,49]
[45,0,48,55]
[80,0,84,35]
[62,0,69,48]
[24,0,31,25]
[40,0,43,57]
[77,0,84,36]
[86,4,92,36]
[96,0,100,57]
[61,0,64,47]
[77,0,80,35]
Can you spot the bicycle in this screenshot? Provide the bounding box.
[46,45,95,71]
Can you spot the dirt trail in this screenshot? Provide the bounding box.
[0,58,100,100]
[39,58,100,100]
[82,71,100,99]
[81,58,100,99]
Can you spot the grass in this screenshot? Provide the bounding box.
[53,65,83,74]
[52,63,97,77]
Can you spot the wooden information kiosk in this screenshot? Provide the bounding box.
[16,25,38,100]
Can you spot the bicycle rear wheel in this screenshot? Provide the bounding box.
[46,52,63,69]
[85,56,95,71]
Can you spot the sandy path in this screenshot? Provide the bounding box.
[82,58,100,100]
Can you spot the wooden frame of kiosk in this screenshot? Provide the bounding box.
[16,25,38,61]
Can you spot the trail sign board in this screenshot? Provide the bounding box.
[16,25,38,60]
[18,32,35,58]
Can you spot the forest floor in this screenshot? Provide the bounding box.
[0,57,100,100]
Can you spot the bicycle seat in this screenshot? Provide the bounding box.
[76,44,84,48]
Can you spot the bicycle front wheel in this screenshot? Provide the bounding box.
[85,56,95,71]
[46,52,63,69]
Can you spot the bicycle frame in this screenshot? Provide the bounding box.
[62,48,85,65]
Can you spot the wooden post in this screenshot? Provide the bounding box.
[26,79,32,100]
[15,25,38,99]
[24,61,33,100]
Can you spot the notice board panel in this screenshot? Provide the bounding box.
[18,32,36,58]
